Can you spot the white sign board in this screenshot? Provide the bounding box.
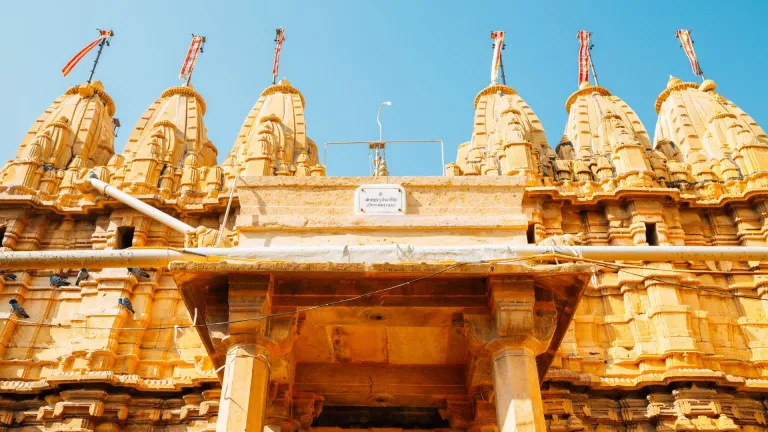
[354,184,406,215]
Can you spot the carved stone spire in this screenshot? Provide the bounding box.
[447,83,551,184]
[226,79,324,178]
[0,81,116,194]
[121,85,216,194]
[654,77,768,187]
[562,82,656,187]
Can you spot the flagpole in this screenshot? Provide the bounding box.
[185,35,205,87]
[272,28,285,85]
[499,54,506,86]
[588,42,600,86]
[87,29,111,84]
[490,31,505,85]
[186,35,195,87]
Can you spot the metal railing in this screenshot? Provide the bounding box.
[323,140,446,175]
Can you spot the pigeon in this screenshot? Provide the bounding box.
[127,267,150,279]
[118,297,135,314]
[9,299,29,319]
[0,271,16,281]
[49,274,71,288]
[75,268,89,286]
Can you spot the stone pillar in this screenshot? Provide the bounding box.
[216,344,271,432]
[491,345,546,432]
[465,277,558,432]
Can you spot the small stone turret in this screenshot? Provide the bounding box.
[560,82,656,188]
[654,76,768,196]
[225,79,325,179]
[0,81,116,197]
[120,85,217,196]
[446,83,552,184]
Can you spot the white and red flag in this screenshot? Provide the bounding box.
[272,28,285,84]
[179,35,205,82]
[490,31,504,83]
[61,30,113,77]
[577,30,591,85]
[676,29,703,77]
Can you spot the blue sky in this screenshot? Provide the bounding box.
[1,1,766,176]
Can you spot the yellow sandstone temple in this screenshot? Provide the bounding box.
[2,66,768,432]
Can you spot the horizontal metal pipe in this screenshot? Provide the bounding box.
[0,249,211,269]
[4,245,768,270]
[88,173,195,234]
[540,245,768,262]
[191,245,768,263]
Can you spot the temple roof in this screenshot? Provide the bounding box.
[563,82,651,158]
[14,81,116,169]
[123,85,215,169]
[229,79,309,161]
[654,76,768,164]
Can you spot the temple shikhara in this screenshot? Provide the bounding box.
[3,28,768,432]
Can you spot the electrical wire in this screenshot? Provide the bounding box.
[11,250,768,333]
[545,253,768,275]
[5,256,544,331]
[544,253,768,301]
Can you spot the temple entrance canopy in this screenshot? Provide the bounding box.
[170,175,592,432]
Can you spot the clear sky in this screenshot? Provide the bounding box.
[1,1,766,176]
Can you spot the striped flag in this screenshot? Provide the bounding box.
[179,35,205,81]
[61,30,113,77]
[273,28,285,84]
[676,29,703,77]
[490,31,504,83]
[577,30,591,85]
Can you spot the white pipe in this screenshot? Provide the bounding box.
[88,173,195,234]
[189,245,768,263]
[5,245,768,270]
[0,249,208,269]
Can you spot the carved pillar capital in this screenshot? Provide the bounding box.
[225,275,298,358]
[464,277,558,356]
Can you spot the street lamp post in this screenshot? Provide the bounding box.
[373,101,392,176]
[377,101,392,142]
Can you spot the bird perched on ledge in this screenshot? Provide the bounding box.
[9,299,29,318]
[1,271,16,281]
[127,268,150,280]
[75,268,89,286]
[118,297,135,314]
[50,274,71,287]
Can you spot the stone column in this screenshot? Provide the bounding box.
[466,277,557,432]
[216,343,271,432]
[491,345,546,432]
[213,275,299,432]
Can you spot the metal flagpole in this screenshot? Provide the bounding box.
[87,29,112,84]
[272,28,285,85]
[499,50,507,86]
[690,30,706,82]
[695,44,706,82]
[587,35,600,86]
[186,35,206,87]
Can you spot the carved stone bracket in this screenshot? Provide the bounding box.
[464,277,558,357]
